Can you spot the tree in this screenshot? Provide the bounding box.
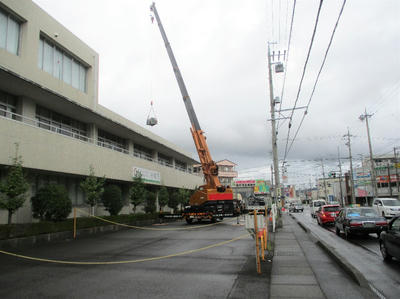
[0,144,29,224]
[102,185,123,216]
[144,191,156,214]
[158,186,169,212]
[129,173,147,213]
[177,188,190,211]
[80,165,105,215]
[168,191,180,213]
[31,183,72,222]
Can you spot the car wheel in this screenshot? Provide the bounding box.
[380,241,392,261]
[335,226,340,236]
[186,218,193,224]
[317,218,321,226]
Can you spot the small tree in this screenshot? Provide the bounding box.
[0,144,29,224]
[158,186,169,212]
[129,173,147,213]
[80,165,105,215]
[102,185,123,216]
[31,183,72,222]
[177,188,190,211]
[144,191,157,214]
[168,191,180,213]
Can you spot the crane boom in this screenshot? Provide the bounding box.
[150,2,225,191]
[150,3,236,217]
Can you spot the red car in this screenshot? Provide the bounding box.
[316,204,340,226]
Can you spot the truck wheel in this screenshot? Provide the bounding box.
[186,218,193,224]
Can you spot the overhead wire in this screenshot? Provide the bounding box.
[285,0,347,159]
[282,0,324,162]
[276,0,297,130]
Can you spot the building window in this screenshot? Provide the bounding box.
[158,153,172,167]
[175,160,187,171]
[36,105,88,141]
[133,144,153,161]
[0,8,20,55]
[38,36,87,92]
[97,129,127,153]
[0,91,17,119]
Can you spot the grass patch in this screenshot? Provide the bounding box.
[0,212,159,240]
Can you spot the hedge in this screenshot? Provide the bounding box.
[0,212,159,240]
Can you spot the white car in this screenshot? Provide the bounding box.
[310,199,327,218]
[372,198,400,218]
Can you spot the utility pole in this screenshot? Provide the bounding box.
[359,109,378,198]
[320,159,328,201]
[270,164,274,199]
[309,178,313,203]
[387,159,393,197]
[394,147,400,199]
[337,147,344,207]
[267,42,281,206]
[344,128,356,204]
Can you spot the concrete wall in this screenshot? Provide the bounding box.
[0,0,98,110]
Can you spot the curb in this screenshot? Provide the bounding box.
[289,214,381,299]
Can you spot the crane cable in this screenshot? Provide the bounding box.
[282,0,324,164]
[286,0,347,157]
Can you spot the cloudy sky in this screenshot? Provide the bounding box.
[33,0,400,186]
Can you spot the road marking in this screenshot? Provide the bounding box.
[0,234,249,265]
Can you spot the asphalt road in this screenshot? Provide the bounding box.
[0,218,269,299]
[292,207,400,299]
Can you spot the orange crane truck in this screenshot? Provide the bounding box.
[150,3,239,223]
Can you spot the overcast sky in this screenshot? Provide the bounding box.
[33,0,400,186]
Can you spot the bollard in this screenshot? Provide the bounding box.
[73,207,77,240]
[254,210,261,274]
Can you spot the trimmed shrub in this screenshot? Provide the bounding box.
[31,183,72,222]
[102,185,123,216]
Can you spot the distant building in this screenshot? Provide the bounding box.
[216,160,238,186]
[193,159,238,186]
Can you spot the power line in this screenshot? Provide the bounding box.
[282,0,324,162]
[277,0,297,130]
[285,0,347,158]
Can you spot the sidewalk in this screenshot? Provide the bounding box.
[270,213,374,299]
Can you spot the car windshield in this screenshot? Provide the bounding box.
[382,199,400,206]
[347,208,377,217]
[324,206,339,212]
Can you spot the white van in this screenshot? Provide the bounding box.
[310,199,327,218]
[372,198,400,218]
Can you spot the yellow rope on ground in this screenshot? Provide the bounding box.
[0,234,249,265]
[76,208,225,231]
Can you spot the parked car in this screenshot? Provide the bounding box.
[379,216,400,261]
[310,199,327,218]
[316,204,340,226]
[372,198,400,218]
[335,207,387,239]
[289,201,303,213]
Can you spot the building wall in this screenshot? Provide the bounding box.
[0,0,98,110]
[0,0,203,224]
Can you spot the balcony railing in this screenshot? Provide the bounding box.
[0,108,201,176]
